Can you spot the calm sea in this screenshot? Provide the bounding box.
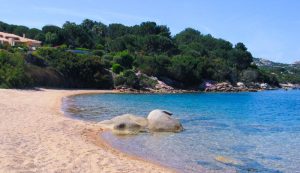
[64,90,300,173]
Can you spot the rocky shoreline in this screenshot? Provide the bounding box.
[115,81,288,94]
[114,72,299,93]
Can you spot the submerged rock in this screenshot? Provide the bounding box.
[112,121,143,135]
[147,109,184,132]
[215,156,243,166]
[98,114,148,134]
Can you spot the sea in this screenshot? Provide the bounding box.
[64,90,300,173]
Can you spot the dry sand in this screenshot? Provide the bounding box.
[0,89,175,173]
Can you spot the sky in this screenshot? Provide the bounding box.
[0,0,299,63]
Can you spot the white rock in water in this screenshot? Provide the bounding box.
[147,109,183,132]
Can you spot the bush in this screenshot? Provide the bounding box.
[35,48,113,88]
[135,55,170,76]
[113,50,134,69]
[75,47,90,51]
[92,49,105,56]
[240,69,258,84]
[112,63,123,74]
[139,75,157,88]
[114,70,139,89]
[0,50,31,88]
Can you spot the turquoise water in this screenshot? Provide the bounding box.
[64,90,300,173]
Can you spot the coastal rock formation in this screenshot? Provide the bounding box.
[155,80,175,91]
[205,82,240,92]
[280,83,300,90]
[98,110,184,134]
[98,114,148,134]
[147,110,184,132]
[203,81,276,92]
[236,82,245,88]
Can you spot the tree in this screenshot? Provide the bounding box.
[115,70,139,89]
[175,28,202,44]
[240,69,258,84]
[45,32,59,46]
[169,55,204,84]
[112,63,123,74]
[42,25,61,33]
[135,55,170,76]
[106,24,128,39]
[26,28,42,39]
[13,26,29,36]
[113,50,134,69]
[235,42,247,51]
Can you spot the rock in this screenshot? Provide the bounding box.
[99,110,184,135]
[97,119,116,130]
[155,80,174,90]
[237,82,245,88]
[280,83,299,90]
[112,121,143,135]
[260,83,270,89]
[147,109,183,132]
[111,114,148,127]
[98,114,148,135]
[215,156,242,166]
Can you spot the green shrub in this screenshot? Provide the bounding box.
[139,75,157,88]
[113,50,134,69]
[114,70,139,89]
[0,50,31,88]
[92,50,105,56]
[34,48,113,88]
[75,47,90,51]
[112,63,123,74]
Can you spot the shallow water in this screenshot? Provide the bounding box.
[64,90,300,173]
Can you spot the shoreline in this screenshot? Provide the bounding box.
[61,90,177,172]
[0,88,175,173]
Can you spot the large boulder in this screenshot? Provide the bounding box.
[98,114,148,135]
[147,109,183,132]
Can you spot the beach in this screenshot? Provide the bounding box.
[0,89,174,173]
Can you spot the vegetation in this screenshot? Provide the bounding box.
[0,19,284,89]
[0,50,31,88]
[253,58,300,84]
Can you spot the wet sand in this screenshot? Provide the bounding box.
[0,89,174,173]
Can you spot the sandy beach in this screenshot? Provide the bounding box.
[0,89,174,173]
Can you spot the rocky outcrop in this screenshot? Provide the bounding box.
[147,110,184,132]
[203,82,275,92]
[98,110,184,135]
[155,80,174,91]
[280,83,300,90]
[204,82,250,92]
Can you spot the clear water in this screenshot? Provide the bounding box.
[64,90,300,173]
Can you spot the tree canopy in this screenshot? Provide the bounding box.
[0,19,280,89]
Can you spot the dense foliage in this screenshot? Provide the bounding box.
[0,50,30,88]
[0,19,282,89]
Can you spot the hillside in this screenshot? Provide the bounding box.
[253,58,300,84]
[1,20,280,89]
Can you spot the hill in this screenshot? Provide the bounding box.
[0,20,280,90]
[253,58,300,84]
